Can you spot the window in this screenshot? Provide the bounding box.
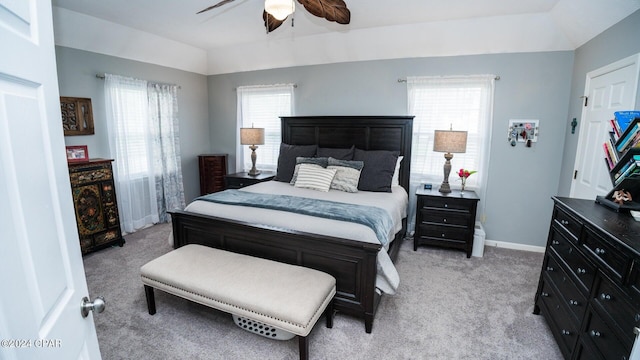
[236,84,295,172]
[406,75,495,231]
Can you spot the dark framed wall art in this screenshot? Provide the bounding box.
[61,96,94,136]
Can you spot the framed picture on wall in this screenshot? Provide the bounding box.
[66,145,89,163]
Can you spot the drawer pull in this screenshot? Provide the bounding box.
[590,330,601,337]
[600,293,611,301]
[444,204,448,208]
[561,220,569,225]
[546,266,554,272]
[595,247,606,255]
[441,233,445,237]
[551,240,559,245]
[443,218,447,223]
[576,267,586,275]
[569,300,579,306]
[561,329,571,336]
[540,292,549,297]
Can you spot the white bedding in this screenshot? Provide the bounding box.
[181,181,408,294]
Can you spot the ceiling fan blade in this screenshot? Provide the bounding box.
[297,0,350,24]
[263,10,286,33]
[196,0,236,14]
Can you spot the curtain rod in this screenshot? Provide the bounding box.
[397,75,500,83]
[96,74,181,89]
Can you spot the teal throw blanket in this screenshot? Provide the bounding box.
[196,190,394,246]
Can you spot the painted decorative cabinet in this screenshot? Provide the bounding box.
[68,159,124,254]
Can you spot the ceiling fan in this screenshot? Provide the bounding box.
[197,0,351,33]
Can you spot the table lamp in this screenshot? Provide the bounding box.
[433,128,467,193]
[240,127,265,176]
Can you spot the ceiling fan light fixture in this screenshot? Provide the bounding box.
[264,0,295,21]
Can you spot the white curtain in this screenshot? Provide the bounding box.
[104,74,185,234]
[236,84,295,172]
[406,75,495,233]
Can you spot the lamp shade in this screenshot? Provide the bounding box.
[433,130,468,153]
[240,128,265,145]
[264,0,295,20]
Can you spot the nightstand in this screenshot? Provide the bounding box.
[224,171,275,189]
[414,188,479,258]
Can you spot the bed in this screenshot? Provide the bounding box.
[169,115,414,333]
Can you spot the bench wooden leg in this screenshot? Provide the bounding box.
[144,285,156,315]
[298,336,309,360]
[325,299,334,328]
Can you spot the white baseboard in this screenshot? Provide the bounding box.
[483,239,546,253]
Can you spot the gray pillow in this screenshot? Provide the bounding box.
[290,157,329,184]
[327,157,364,193]
[274,143,318,183]
[316,145,355,160]
[353,149,400,192]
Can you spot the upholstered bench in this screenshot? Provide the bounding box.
[140,244,336,360]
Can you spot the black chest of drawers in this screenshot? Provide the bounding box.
[414,188,479,258]
[534,197,640,359]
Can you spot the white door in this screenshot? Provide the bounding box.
[571,54,640,200]
[0,0,102,359]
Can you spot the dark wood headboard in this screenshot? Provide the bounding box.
[281,115,414,192]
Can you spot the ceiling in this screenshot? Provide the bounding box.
[51,0,640,75]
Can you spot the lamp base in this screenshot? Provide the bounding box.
[439,152,453,194]
[439,182,452,193]
[248,145,260,176]
[247,168,261,176]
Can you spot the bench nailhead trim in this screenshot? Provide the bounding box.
[141,276,333,332]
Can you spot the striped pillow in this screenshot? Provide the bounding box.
[294,164,337,192]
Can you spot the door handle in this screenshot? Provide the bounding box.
[81,296,106,318]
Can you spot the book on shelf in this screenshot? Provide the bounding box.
[603,142,615,170]
[610,119,621,140]
[614,111,640,133]
[616,122,639,152]
[614,161,640,186]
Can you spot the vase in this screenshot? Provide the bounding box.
[460,179,466,194]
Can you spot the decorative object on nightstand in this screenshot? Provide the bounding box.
[414,187,479,258]
[225,171,275,189]
[198,154,228,195]
[457,168,476,194]
[433,127,467,193]
[240,127,265,176]
[68,159,124,254]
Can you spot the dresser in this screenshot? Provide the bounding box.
[414,188,479,257]
[68,159,124,255]
[198,154,228,195]
[534,197,640,360]
[224,171,275,189]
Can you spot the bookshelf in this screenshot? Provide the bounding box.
[596,116,640,211]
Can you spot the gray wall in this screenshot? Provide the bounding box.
[558,10,640,196]
[208,51,575,247]
[56,46,210,203]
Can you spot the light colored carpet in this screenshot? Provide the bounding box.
[83,223,563,360]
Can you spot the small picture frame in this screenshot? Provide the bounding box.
[66,145,89,163]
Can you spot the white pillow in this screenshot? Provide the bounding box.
[391,156,403,187]
[294,164,337,192]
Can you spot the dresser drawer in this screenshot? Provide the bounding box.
[550,229,596,293]
[417,223,469,242]
[574,338,605,360]
[69,164,113,185]
[422,197,472,212]
[582,227,630,282]
[544,254,588,322]
[553,206,582,241]
[583,308,631,360]
[538,280,579,358]
[420,209,470,227]
[592,273,639,346]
